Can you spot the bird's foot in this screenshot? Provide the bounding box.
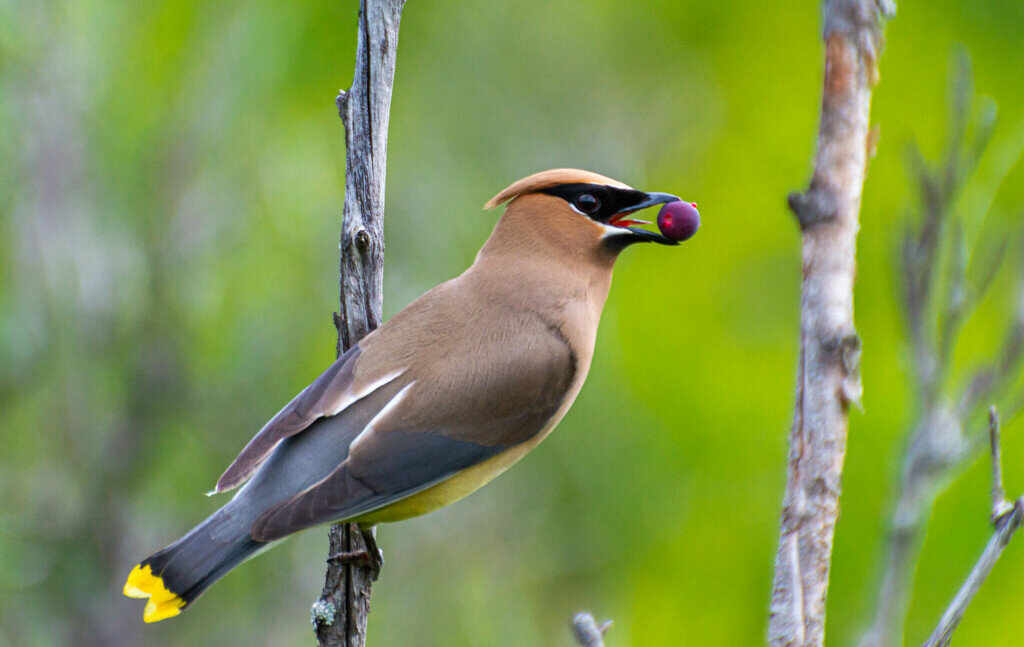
[326,530,384,581]
[361,528,384,580]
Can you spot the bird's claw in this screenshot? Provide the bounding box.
[326,542,383,580]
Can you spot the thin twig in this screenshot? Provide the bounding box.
[989,407,1013,521]
[921,407,1023,647]
[920,500,1023,647]
[572,613,612,647]
[767,1,892,645]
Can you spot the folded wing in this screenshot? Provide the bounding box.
[215,344,403,493]
[247,311,577,540]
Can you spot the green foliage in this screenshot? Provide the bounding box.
[1,1,1022,645]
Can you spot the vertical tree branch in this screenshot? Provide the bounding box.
[768,2,893,645]
[313,1,406,646]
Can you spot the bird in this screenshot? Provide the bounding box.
[123,168,688,623]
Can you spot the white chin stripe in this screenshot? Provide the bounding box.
[599,222,633,238]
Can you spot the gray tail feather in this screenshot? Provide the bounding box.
[140,508,262,607]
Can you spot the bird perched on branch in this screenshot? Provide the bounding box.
[124,169,695,623]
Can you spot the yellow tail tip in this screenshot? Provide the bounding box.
[123,564,185,623]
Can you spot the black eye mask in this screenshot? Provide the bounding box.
[539,183,649,223]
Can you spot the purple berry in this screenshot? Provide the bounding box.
[657,200,700,241]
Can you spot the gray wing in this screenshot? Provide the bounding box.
[246,315,577,541]
[216,344,397,493]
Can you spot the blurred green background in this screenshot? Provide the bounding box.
[2,0,1024,645]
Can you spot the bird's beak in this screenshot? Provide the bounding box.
[606,191,681,246]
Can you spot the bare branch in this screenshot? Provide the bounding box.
[920,500,1023,647]
[572,613,612,647]
[921,408,1023,647]
[859,52,1024,647]
[768,2,892,645]
[988,407,1013,521]
[313,1,406,646]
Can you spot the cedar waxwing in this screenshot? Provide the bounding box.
[124,169,688,622]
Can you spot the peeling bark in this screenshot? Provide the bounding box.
[767,2,893,645]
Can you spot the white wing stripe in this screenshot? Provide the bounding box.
[326,369,405,417]
[348,381,416,454]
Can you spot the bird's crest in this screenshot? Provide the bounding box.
[484,169,633,209]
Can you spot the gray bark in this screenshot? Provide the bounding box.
[571,613,611,647]
[767,1,893,645]
[313,1,406,646]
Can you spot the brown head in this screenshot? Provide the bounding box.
[480,169,681,267]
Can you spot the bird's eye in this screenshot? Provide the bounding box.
[574,193,600,214]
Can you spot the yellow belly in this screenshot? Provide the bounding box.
[350,433,545,526]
